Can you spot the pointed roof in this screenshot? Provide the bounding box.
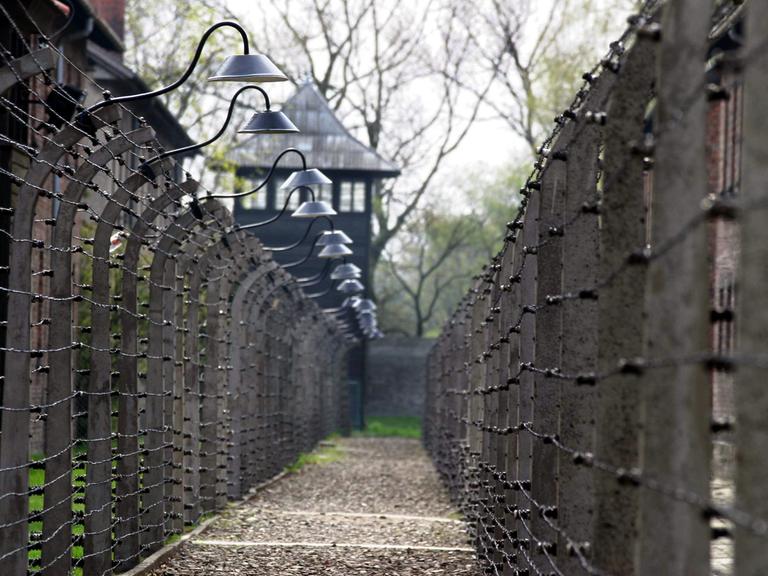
[234,82,400,176]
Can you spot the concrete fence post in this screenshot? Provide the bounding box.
[592,29,657,576]
[516,182,539,572]
[637,1,713,573]
[734,2,768,574]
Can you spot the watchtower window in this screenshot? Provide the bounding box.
[339,181,366,213]
[315,183,331,201]
[240,184,267,210]
[274,178,299,210]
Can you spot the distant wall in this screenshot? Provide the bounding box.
[365,337,435,418]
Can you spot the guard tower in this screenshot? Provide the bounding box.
[233,81,400,427]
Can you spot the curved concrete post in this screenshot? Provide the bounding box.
[0,47,56,94]
[53,126,155,575]
[89,156,173,571]
[89,156,178,544]
[44,125,155,576]
[195,237,244,512]
[234,262,279,488]
[157,223,247,534]
[225,250,269,499]
[0,105,119,575]
[171,225,258,523]
[637,1,713,572]
[115,176,198,567]
[142,199,230,551]
[247,276,287,481]
[166,220,227,533]
[216,237,263,498]
[192,252,228,497]
[163,235,228,536]
[525,121,574,571]
[284,301,312,458]
[180,257,203,525]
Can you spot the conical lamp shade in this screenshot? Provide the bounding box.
[239,111,299,134]
[355,298,376,312]
[209,54,288,82]
[282,169,332,189]
[342,296,361,309]
[317,230,353,246]
[332,262,362,278]
[337,279,365,294]
[330,268,360,281]
[331,262,362,281]
[318,243,353,259]
[359,317,377,329]
[291,200,336,218]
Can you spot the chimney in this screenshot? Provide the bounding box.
[91,0,125,41]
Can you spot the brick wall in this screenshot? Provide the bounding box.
[365,337,434,419]
[91,0,125,40]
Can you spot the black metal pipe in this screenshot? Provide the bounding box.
[85,21,249,114]
[236,185,316,230]
[297,260,332,286]
[262,216,334,252]
[209,147,308,200]
[281,232,324,269]
[139,85,270,176]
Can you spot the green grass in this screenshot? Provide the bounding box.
[25,441,194,575]
[286,442,344,473]
[354,416,422,439]
[28,461,87,571]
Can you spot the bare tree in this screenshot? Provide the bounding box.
[386,217,469,336]
[450,0,635,155]
[375,164,523,337]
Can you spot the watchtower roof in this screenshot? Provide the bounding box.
[234,82,400,177]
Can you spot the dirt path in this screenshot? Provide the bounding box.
[147,437,481,575]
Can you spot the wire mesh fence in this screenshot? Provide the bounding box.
[0,3,351,575]
[425,1,768,575]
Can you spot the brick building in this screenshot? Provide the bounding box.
[0,0,193,452]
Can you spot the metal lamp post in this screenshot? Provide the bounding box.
[138,85,298,179]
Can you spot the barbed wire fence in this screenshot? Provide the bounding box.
[0,3,351,575]
[425,0,768,575]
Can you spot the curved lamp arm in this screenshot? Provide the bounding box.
[209,147,307,199]
[297,260,332,285]
[305,280,336,299]
[281,231,324,269]
[139,85,270,177]
[86,21,250,114]
[263,215,334,252]
[236,185,315,230]
[322,306,346,313]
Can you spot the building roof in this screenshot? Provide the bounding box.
[234,82,400,177]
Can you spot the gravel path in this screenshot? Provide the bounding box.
[147,437,481,575]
